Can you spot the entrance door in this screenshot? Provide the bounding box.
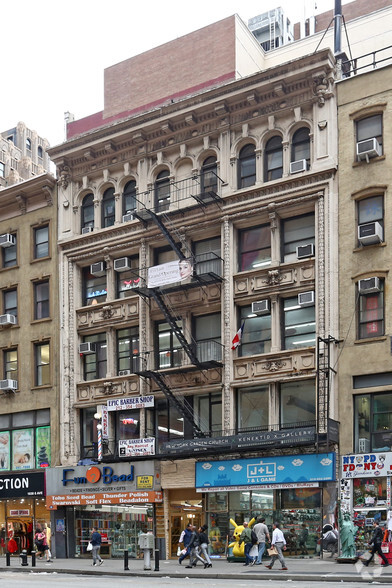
[170,512,202,558]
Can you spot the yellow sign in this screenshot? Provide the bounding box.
[137,475,153,489]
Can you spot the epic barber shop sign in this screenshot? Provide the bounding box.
[45,461,162,508]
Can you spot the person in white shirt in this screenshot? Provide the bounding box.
[265,522,287,570]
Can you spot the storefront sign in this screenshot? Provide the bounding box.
[341,452,392,478]
[45,461,160,497]
[9,509,30,516]
[162,426,316,455]
[119,438,155,457]
[0,471,45,498]
[197,482,319,492]
[100,405,109,440]
[46,490,163,508]
[196,453,335,488]
[147,259,193,288]
[107,396,154,411]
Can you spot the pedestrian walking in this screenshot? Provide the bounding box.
[253,517,270,565]
[239,521,254,566]
[178,522,192,565]
[91,526,103,567]
[298,523,309,555]
[265,522,288,570]
[34,525,52,562]
[186,525,205,568]
[363,521,389,567]
[199,525,212,568]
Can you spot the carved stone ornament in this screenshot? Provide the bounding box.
[58,165,71,189]
[263,359,286,372]
[100,305,114,320]
[103,381,113,395]
[312,75,330,107]
[266,269,282,286]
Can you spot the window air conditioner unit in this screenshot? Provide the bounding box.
[298,291,315,307]
[358,438,370,453]
[251,300,270,315]
[290,159,308,174]
[114,257,131,272]
[0,314,17,326]
[296,243,315,259]
[358,221,383,245]
[119,369,131,376]
[90,261,106,277]
[82,226,94,234]
[78,342,96,355]
[0,234,15,248]
[0,379,17,391]
[122,213,134,223]
[356,138,382,161]
[358,277,380,294]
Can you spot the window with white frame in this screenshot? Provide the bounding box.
[239,224,271,271]
[281,213,315,262]
[283,296,316,350]
[358,279,384,339]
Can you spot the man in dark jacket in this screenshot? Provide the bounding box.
[186,525,205,568]
[239,521,254,566]
[178,523,192,565]
[91,527,103,566]
[363,521,389,567]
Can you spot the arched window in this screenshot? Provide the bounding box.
[81,193,94,231]
[26,138,32,151]
[291,128,310,168]
[201,156,218,194]
[102,187,115,228]
[38,146,43,159]
[155,170,170,212]
[238,144,256,189]
[123,180,137,216]
[264,136,283,181]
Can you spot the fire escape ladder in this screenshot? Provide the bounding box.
[146,370,204,438]
[149,289,200,366]
[316,335,338,450]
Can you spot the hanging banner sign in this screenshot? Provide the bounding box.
[119,438,155,457]
[147,259,193,288]
[107,396,154,411]
[341,452,392,478]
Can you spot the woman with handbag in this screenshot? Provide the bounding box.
[34,526,52,562]
[265,522,288,571]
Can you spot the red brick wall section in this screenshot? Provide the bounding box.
[103,15,237,119]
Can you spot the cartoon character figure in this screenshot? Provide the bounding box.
[228,518,256,557]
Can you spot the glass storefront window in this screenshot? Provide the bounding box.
[352,477,387,508]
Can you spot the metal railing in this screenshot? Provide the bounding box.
[133,338,223,371]
[342,45,392,77]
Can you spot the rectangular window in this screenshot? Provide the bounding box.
[354,393,392,453]
[156,321,183,369]
[1,235,17,268]
[83,333,107,380]
[0,410,50,472]
[357,196,384,245]
[239,225,271,271]
[358,281,384,339]
[117,327,139,373]
[280,380,315,427]
[34,280,49,319]
[194,237,221,276]
[0,162,4,178]
[195,313,221,362]
[156,398,191,448]
[33,225,49,259]
[34,342,50,386]
[356,114,383,149]
[283,296,316,350]
[239,305,271,356]
[116,255,140,298]
[3,288,17,321]
[282,213,315,262]
[237,386,269,432]
[4,349,17,381]
[83,266,107,306]
[116,409,140,441]
[80,407,98,459]
[194,393,222,434]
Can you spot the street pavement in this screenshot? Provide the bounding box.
[2,553,392,583]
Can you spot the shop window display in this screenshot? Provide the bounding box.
[0,498,50,555]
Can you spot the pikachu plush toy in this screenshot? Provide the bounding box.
[228,517,256,557]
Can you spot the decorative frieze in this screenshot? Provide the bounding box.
[234,261,315,297]
[76,298,139,329]
[76,376,140,403]
[233,349,315,381]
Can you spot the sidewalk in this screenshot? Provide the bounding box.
[3,554,392,583]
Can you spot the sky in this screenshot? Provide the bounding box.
[1,0,349,148]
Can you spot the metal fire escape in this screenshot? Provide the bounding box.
[316,335,339,449]
[132,177,224,437]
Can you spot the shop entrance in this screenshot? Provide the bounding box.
[169,489,204,558]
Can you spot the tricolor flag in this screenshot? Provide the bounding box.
[231,322,245,350]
